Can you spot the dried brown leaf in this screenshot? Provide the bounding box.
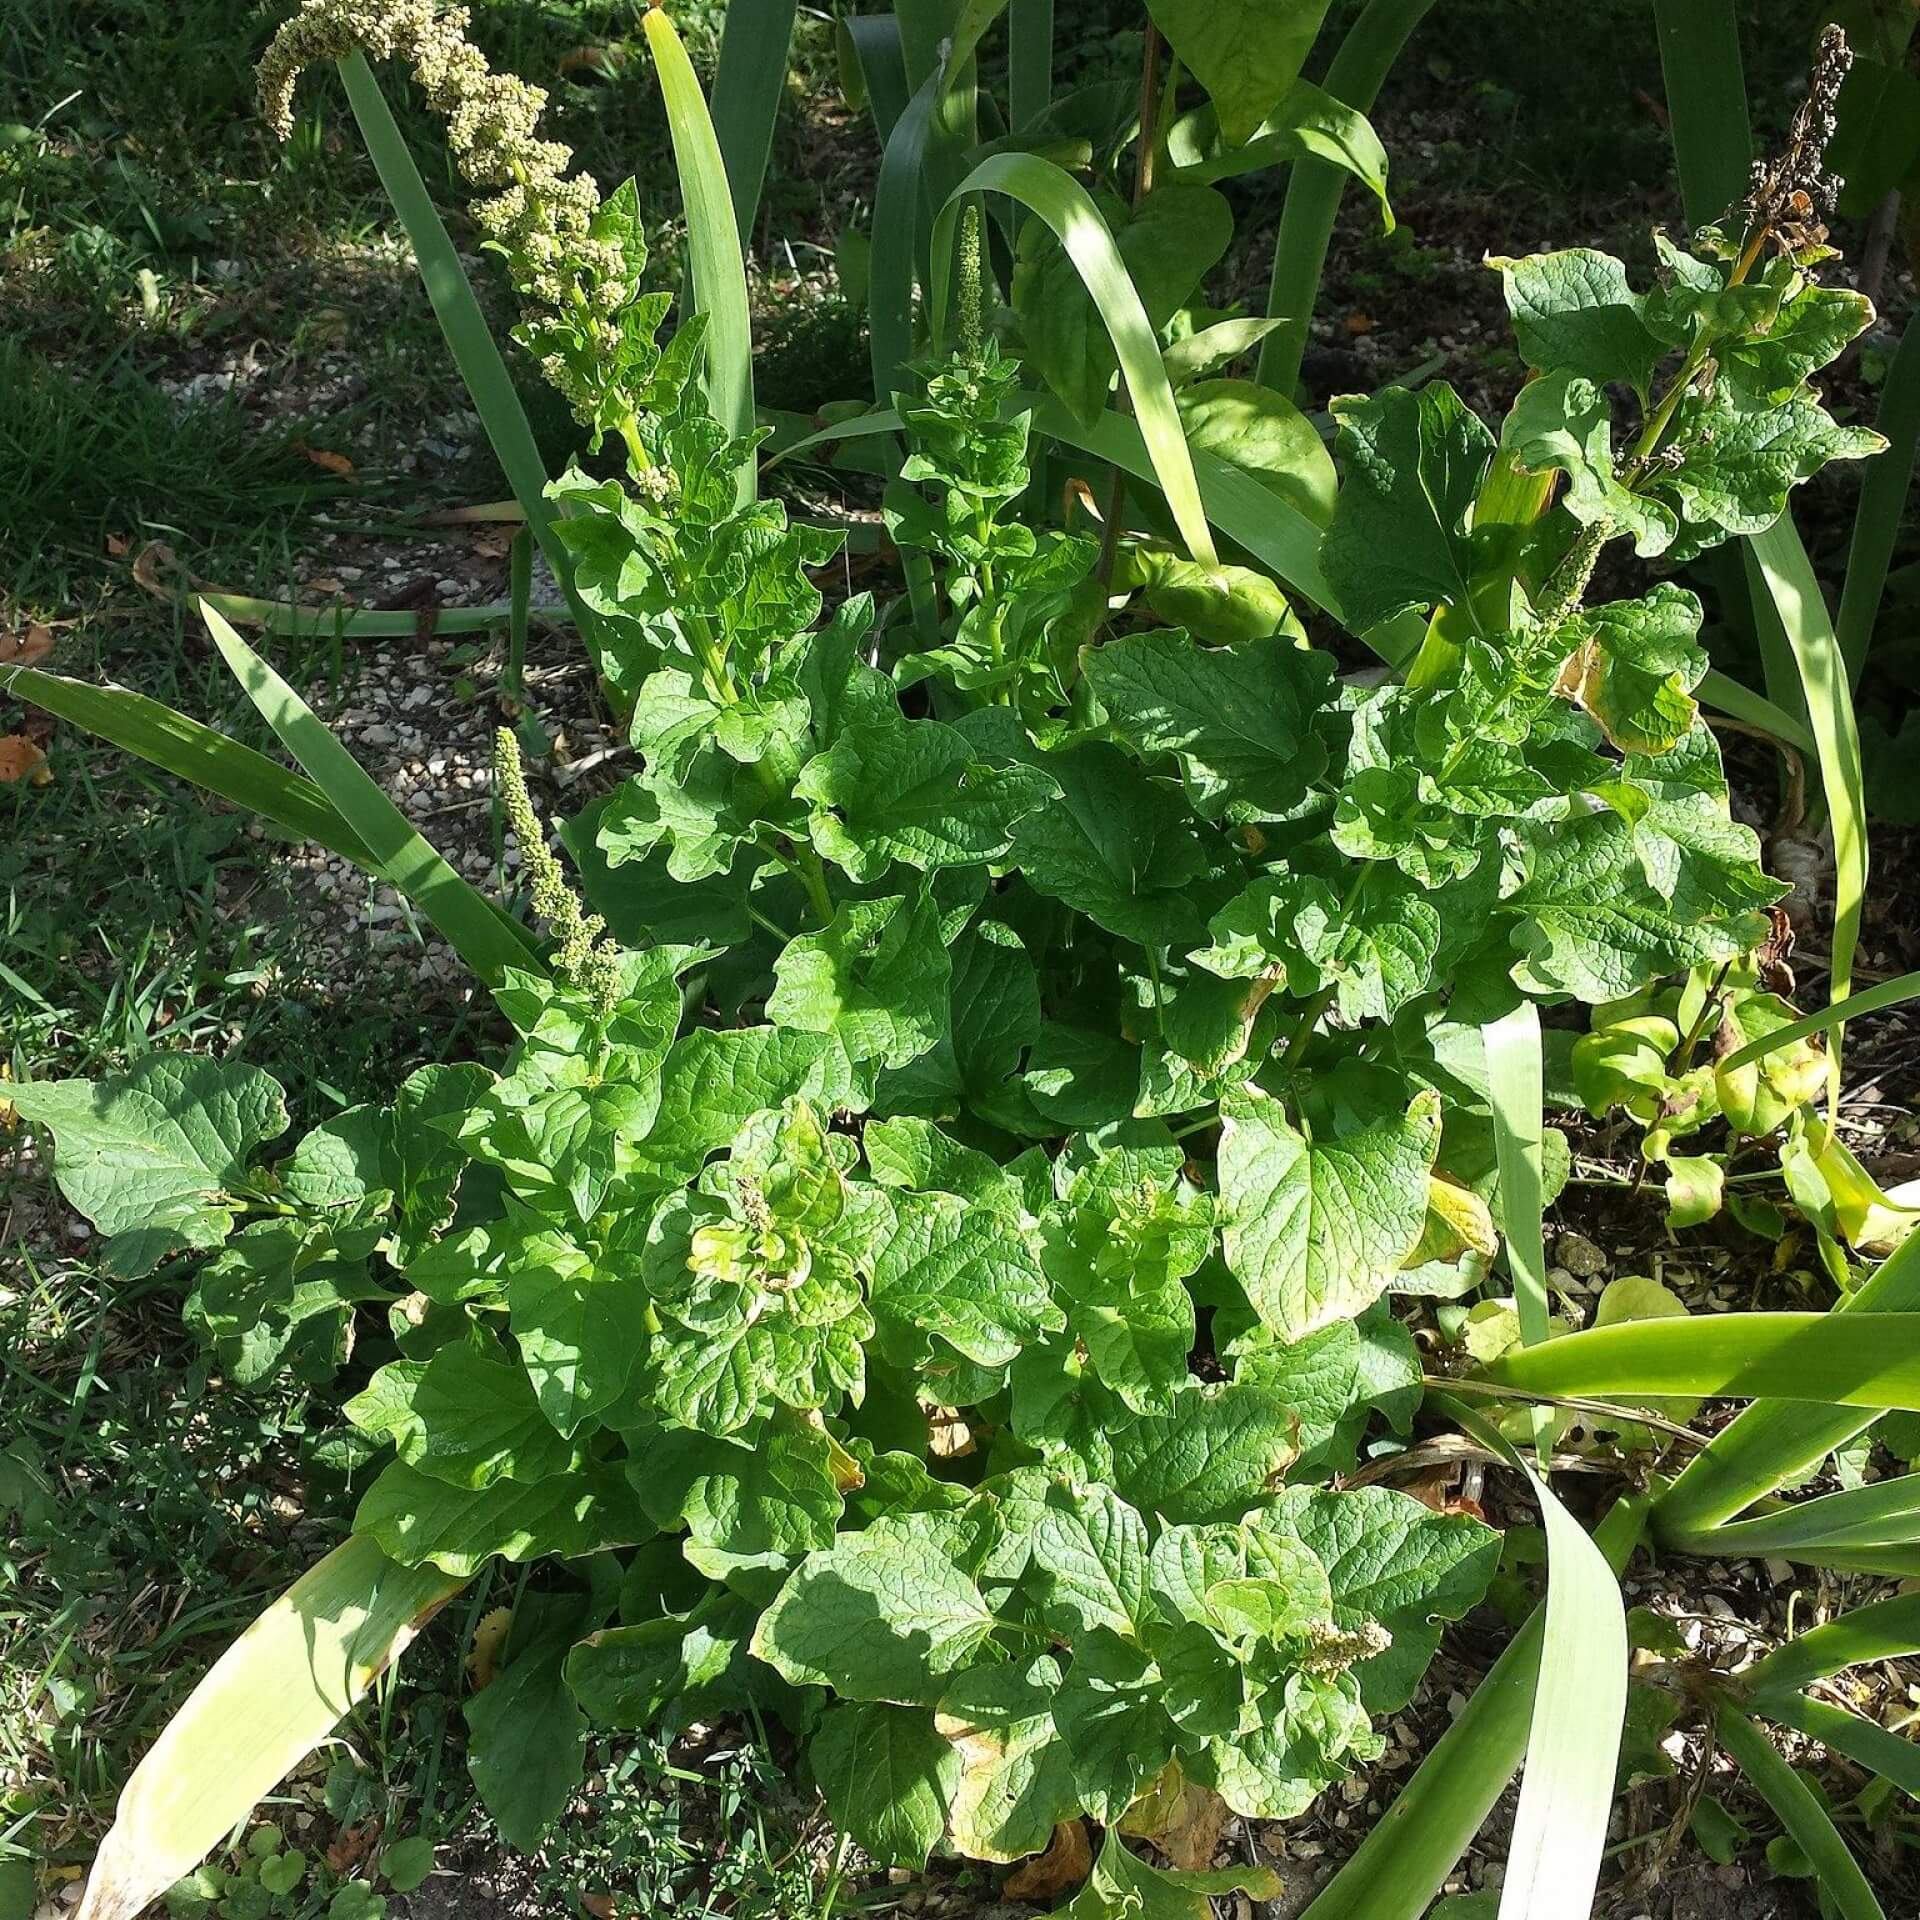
[1119,1763,1231,1873]
[0,735,51,785]
[0,623,54,668]
[1004,1820,1092,1900]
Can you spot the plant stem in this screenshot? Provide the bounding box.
[1669,960,1732,1070]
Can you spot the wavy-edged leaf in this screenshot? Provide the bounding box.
[929,153,1218,565]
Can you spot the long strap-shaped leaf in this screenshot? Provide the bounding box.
[643,4,756,508]
[1485,1003,1552,1461]
[1839,310,1920,686]
[76,1536,462,1920]
[1716,1703,1886,1920]
[1760,1689,1920,1800]
[1299,1491,1647,1920]
[1007,0,1053,129]
[1445,1403,1626,1920]
[1651,0,1750,224]
[1715,970,1920,1072]
[1748,519,1868,1115]
[1486,1310,1920,1410]
[202,602,541,985]
[1653,1230,1920,1542]
[1695,665,1819,759]
[1744,1593,1920,1699]
[869,67,946,404]
[336,55,595,649]
[1256,0,1435,397]
[839,13,912,146]
[1669,1469,1920,1558]
[708,0,799,240]
[201,593,534,639]
[0,662,375,870]
[928,153,1218,565]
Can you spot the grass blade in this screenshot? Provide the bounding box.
[1653,1231,1920,1542]
[1760,1690,1920,1801]
[1718,970,1920,1072]
[895,0,962,90]
[709,0,799,241]
[1747,517,1869,1115]
[336,55,596,648]
[1839,310,1920,684]
[1008,0,1054,129]
[1744,1593,1920,1699]
[201,601,541,985]
[643,5,755,507]
[1298,1491,1648,1920]
[945,0,1013,75]
[1485,1311,1920,1410]
[1256,0,1435,397]
[1715,1703,1885,1920]
[75,1536,462,1920]
[0,663,376,869]
[929,153,1219,565]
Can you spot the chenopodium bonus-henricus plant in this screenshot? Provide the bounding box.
[12,0,1891,1876]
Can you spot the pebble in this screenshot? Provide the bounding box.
[1555,1232,1607,1278]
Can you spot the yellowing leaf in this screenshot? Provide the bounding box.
[1408,1175,1499,1268]
[466,1606,515,1691]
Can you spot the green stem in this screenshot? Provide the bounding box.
[744,902,794,944]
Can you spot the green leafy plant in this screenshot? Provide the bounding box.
[9,5,1915,1918]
